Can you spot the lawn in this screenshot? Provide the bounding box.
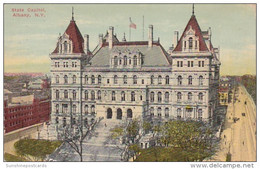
[13,139,62,161]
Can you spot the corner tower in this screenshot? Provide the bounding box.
[49,11,91,139]
[170,7,220,125]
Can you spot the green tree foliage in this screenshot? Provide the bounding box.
[136,120,216,162]
[14,139,62,161]
[241,75,256,103]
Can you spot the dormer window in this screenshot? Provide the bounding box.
[114,56,118,67]
[133,55,137,66]
[64,41,68,53]
[189,37,193,49]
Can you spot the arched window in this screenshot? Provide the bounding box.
[55,75,59,83]
[55,117,59,124]
[158,92,162,103]
[114,56,118,67]
[64,90,68,99]
[198,109,203,120]
[64,75,68,84]
[97,90,101,100]
[133,55,137,66]
[85,90,88,100]
[123,75,127,84]
[189,37,193,49]
[165,108,169,118]
[127,109,133,118]
[85,75,88,84]
[165,92,169,103]
[64,41,68,53]
[91,75,95,84]
[188,92,192,101]
[63,117,66,127]
[165,75,170,85]
[121,91,125,101]
[157,107,162,117]
[150,92,154,102]
[56,90,59,99]
[188,76,192,85]
[72,90,76,100]
[177,92,182,101]
[114,75,118,84]
[198,92,203,101]
[124,56,127,65]
[199,76,203,86]
[150,107,154,117]
[91,105,95,115]
[55,104,59,113]
[158,75,162,84]
[177,108,182,119]
[84,105,88,114]
[131,91,135,101]
[112,91,116,101]
[91,91,95,100]
[177,76,182,85]
[133,75,137,84]
[98,75,102,84]
[72,75,76,84]
[72,104,76,113]
[151,75,154,84]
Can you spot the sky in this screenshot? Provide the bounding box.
[3,4,256,76]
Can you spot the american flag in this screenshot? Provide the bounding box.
[129,17,136,29]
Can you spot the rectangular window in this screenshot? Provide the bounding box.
[63,62,66,67]
[198,61,201,67]
[142,79,144,84]
[191,61,193,67]
[72,62,74,67]
[202,61,204,67]
[188,61,190,67]
[107,79,110,84]
[181,61,183,67]
[177,61,179,67]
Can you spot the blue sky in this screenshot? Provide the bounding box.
[4,4,256,75]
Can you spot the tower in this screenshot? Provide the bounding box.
[49,10,91,139]
[171,6,220,125]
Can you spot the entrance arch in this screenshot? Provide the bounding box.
[107,108,112,119]
[127,109,133,118]
[117,108,122,119]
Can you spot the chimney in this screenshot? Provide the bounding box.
[99,34,103,45]
[84,34,89,54]
[173,31,179,48]
[108,26,114,49]
[208,27,212,41]
[148,25,153,48]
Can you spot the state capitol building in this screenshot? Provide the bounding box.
[49,8,221,137]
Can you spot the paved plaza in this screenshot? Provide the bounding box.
[48,119,126,161]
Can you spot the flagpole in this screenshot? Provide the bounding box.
[129,25,131,41]
[142,15,144,41]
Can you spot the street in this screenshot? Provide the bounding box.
[214,85,256,161]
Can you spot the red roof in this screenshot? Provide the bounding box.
[174,15,209,52]
[52,20,85,54]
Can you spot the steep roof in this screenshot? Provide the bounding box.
[89,41,171,67]
[52,20,85,54]
[174,15,209,52]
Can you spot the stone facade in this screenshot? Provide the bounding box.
[49,12,221,138]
